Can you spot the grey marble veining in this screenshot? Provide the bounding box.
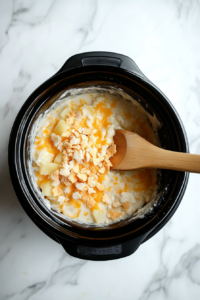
[0,0,200,299]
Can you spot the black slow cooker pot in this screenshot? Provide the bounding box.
[8,52,189,261]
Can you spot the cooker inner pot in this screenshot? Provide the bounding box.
[26,80,180,231]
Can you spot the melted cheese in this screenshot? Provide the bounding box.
[31,90,160,225]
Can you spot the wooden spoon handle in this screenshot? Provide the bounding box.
[145,147,200,173]
[111,130,200,173]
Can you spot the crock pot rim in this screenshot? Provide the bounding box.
[8,64,189,243]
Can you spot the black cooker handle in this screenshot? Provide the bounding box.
[56,51,145,77]
[56,232,149,261]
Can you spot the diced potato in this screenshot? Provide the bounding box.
[116,115,125,126]
[81,105,93,117]
[41,181,53,197]
[54,152,63,164]
[92,209,104,223]
[95,96,105,102]
[35,149,54,165]
[40,163,60,175]
[54,120,68,135]
[63,205,76,219]
[60,106,72,119]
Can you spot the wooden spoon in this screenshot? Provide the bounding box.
[110,129,200,173]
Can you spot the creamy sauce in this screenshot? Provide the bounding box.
[30,88,160,225]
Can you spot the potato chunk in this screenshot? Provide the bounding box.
[40,163,60,175]
[54,153,63,164]
[41,181,53,196]
[81,105,93,117]
[92,209,104,223]
[54,120,68,135]
[60,106,72,120]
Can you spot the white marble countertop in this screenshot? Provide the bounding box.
[1,0,200,299]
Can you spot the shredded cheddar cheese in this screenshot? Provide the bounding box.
[32,92,159,224]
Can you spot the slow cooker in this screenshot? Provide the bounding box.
[8,52,189,260]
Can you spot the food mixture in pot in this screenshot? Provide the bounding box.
[31,90,160,224]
